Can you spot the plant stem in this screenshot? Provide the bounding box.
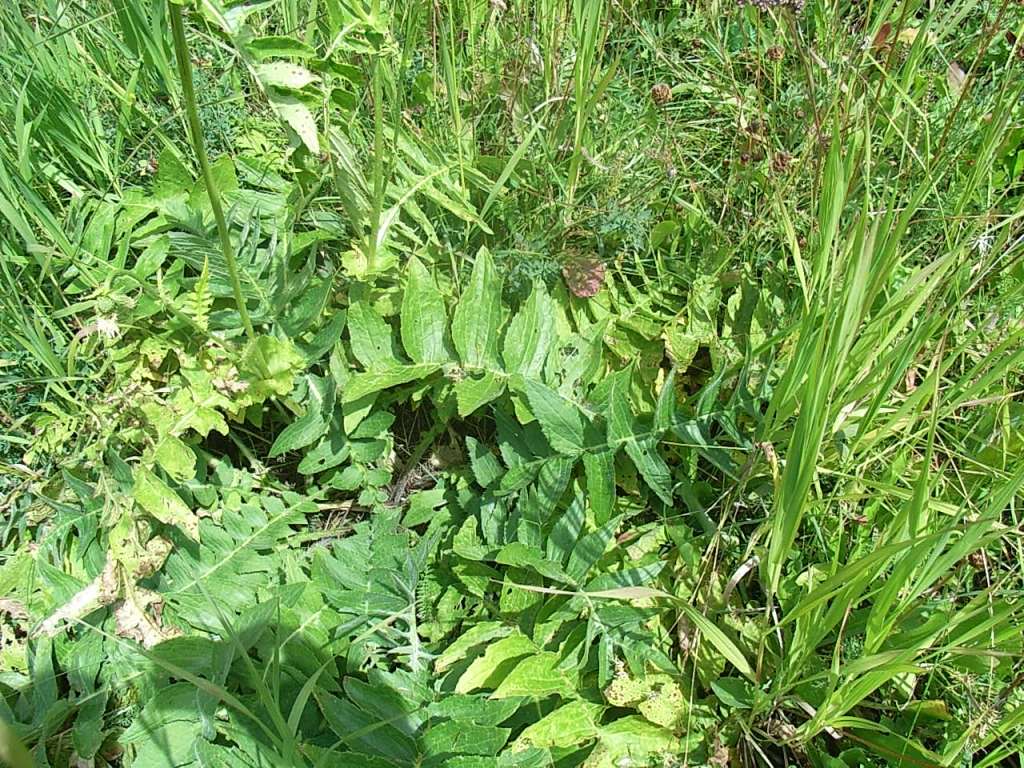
[168,1,254,338]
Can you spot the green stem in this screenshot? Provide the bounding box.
[168,1,254,338]
[367,59,385,272]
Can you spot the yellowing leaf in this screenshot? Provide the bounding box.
[491,652,578,699]
[133,466,199,540]
[456,633,538,693]
[512,700,604,750]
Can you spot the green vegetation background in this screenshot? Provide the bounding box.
[2,0,1024,766]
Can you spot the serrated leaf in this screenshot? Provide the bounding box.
[133,467,199,540]
[491,652,578,699]
[452,247,503,368]
[608,374,673,504]
[269,374,335,457]
[502,282,555,378]
[522,379,587,456]
[401,256,449,363]
[342,363,441,402]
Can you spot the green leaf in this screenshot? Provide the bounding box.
[467,437,504,488]
[133,466,199,540]
[152,434,195,483]
[582,450,615,524]
[495,542,574,584]
[401,256,450,363]
[268,89,319,153]
[426,695,520,727]
[298,424,350,474]
[420,720,511,757]
[491,652,578,699]
[583,716,676,767]
[240,335,304,403]
[502,282,555,378]
[436,622,512,674]
[653,368,677,432]
[677,603,754,679]
[348,299,398,367]
[269,374,335,457]
[122,683,201,743]
[607,374,672,504]
[452,247,503,368]
[455,372,506,416]
[566,516,622,583]
[456,633,538,693]
[247,36,317,59]
[342,364,441,402]
[257,61,318,90]
[127,720,202,768]
[711,678,754,710]
[522,379,587,456]
[511,700,604,751]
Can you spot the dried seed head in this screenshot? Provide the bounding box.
[766,45,785,61]
[736,0,805,11]
[562,255,606,298]
[650,83,672,105]
[771,151,792,173]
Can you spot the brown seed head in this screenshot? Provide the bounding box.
[650,83,672,105]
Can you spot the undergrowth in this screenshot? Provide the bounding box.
[2,0,1024,766]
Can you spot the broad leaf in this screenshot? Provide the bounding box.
[503,282,555,378]
[342,363,441,402]
[269,374,335,456]
[401,256,450,363]
[491,652,578,699]
[133,467,199,541]
[452,247,503,368]
[522,379,587,456]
